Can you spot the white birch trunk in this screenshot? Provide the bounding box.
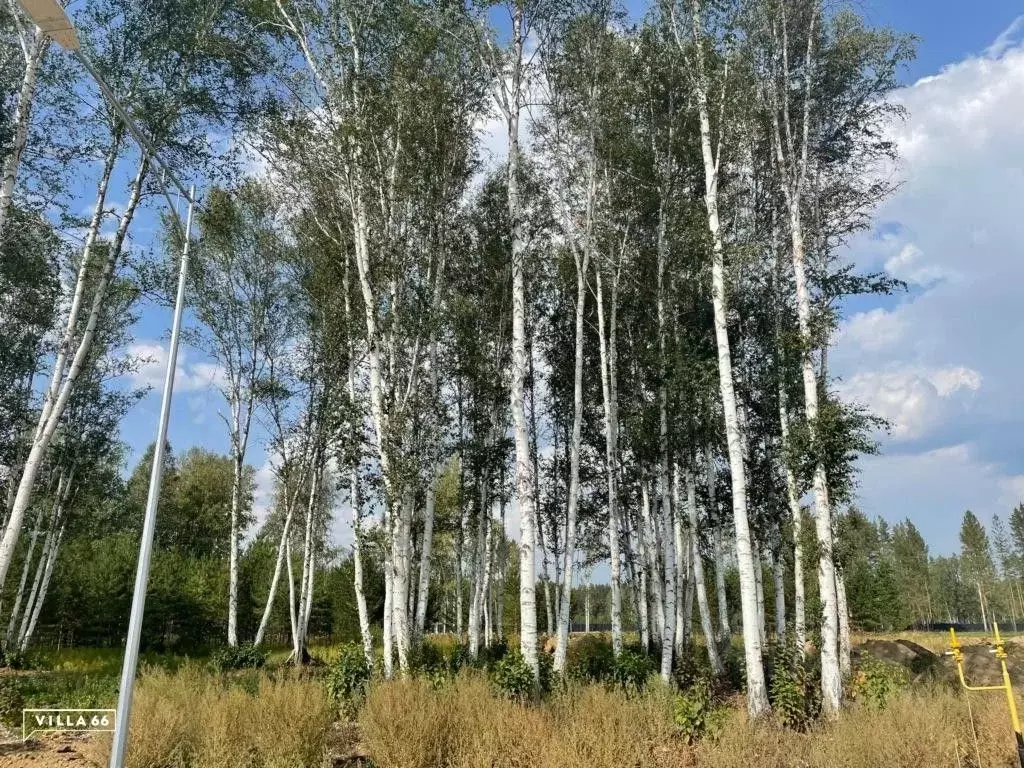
[468,478,488,658]
[625,513,650,651]
[285,537,298,653]
[681,0,770,715]
[659,472,677,683]
[0,147,140,595]
[767,6,841,714]
[773,541,786,637]
[20,516,64,652]
[553,247,589,673]
[5,478,54,646]
[686,465,724,675]
[753,535,767,645]
[641,483,663,648]
[708,456,730,640]
[415,471,439,638]
[0,29,47,241]
[683,529,696,643]
[673,468,687,655]
[482,510,494,648]
[227,398,243,648]
[503,1,539,680]
[595,265,623,656]
[254,474,304,646]
[837,568,851,676]
[655,206,674,681]
[351,467,373,665]
[713,527,729,639]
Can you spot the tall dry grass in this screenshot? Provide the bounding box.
[361,674,1021,768]
[360,673,691,768]
[695,688,1015,768]
[83,664,334,768]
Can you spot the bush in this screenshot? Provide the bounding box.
[328,643,372,715]
[673,679,729,745]
[479,637,510,668]
[207,643,267,672]
[849,657,908,710]
[611,649,655,694]
[0,647,40,670]
[445,643,471,675]
[491,649,536,701]
[766,641,820,730]
[0,677,24,727]
[566,635,615,683]
[408,640,445,676]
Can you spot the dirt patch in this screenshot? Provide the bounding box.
[0,732,102,767]
[856,635,1024,687]
[856,639,925,666]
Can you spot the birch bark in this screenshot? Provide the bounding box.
[0,27,47,241]
[675,0,770,716]
[686,464,724,674]
[0,154,146,596]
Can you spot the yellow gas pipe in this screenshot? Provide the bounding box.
[949,623,1024,766]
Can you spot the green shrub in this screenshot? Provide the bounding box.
[566,635,615,683]
[611,649,655,694]
[479,637,509,668]
[673,679,729,744]
[0,647,40,670]
[0,678,24,727]
[538,647,555,693]
[490,649,536,701]
[766,641,820,730]
[208,643,267,672]
[327,643,372,714]
[445,643,471,675]
[408,640,445,676]
[849,657,908,710]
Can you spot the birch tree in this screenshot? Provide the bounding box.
[667,0,770,716]
[192,181,292,646]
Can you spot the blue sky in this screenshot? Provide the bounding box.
[102,3,1024,557]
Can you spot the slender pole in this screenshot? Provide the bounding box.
[108,188,195,768]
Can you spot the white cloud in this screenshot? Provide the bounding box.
[128,342,228,393]
[832,16,1024,549]
[883,243,957,287]
[837,365,981,440]
[841,307,906,352]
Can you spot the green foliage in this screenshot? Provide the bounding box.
[765,639,820,731]
[0,678,24,726]
[610,649,655,694]
[0,647,41,670]
[407,640,446,676]
[490,649,536,702]
[327,644,371,715]
[673,679,729,745]
[478,637,510,668]
[208,643,267,672]
[566,635,615,683]
[849,658,908,709]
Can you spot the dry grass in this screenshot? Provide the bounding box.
[360,674,1022,768]
[695,688,1015,768]
[82,664,335,768]
[360,673,691,768]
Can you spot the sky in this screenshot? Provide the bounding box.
[103,3,1024,560]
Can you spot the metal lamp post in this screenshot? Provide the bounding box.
[16,4,197,767]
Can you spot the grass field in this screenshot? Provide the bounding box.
[0,631,1021,767]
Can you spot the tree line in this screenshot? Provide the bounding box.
[0,0,924,720]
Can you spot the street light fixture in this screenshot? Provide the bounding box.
[16,4,197,768]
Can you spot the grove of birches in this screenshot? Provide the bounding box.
[0,0,1017,723]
